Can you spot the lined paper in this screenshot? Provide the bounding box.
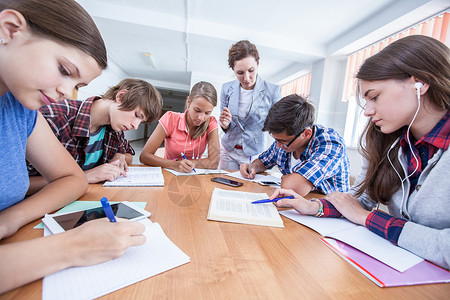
[42,219,190,300]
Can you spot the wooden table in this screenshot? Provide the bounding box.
[1,170,449,299]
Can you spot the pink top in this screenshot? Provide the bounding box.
[159,111,218,160]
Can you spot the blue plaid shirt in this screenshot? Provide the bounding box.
[258,124,350,194]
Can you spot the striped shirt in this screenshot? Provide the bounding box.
[28,97,134,175]
[258,124,350,194]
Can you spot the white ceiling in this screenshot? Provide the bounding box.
[76,0,449,92]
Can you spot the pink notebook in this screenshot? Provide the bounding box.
[322,238,450,287]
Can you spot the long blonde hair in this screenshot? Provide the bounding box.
[186,81,217,139]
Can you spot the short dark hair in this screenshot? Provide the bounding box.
[263,94,315,136]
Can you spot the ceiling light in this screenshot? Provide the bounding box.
[144,52,157,69]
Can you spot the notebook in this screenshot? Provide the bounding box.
[103,167,164,186]
[42,219,190,299]
[322,238,450,287]
[280,209,423,272]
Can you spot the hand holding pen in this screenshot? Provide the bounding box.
[180,152,196,173]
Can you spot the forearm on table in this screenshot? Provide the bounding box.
[0,233,74,293]
[3,174,87,230]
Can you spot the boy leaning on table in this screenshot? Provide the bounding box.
[27,78,162,191]
[239,94,350,197]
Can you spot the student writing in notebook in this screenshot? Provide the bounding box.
[219,40,281,170]
[140,81,219,172]
[27,78,162,189]
[240,94,350,196]
[0,0,145,293]
[271,36,450,270]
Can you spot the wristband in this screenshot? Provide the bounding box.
[310,198,324,217]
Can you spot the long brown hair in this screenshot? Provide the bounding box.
[0,0,107,69]
[354,35,450,204]
[187,81,217,139]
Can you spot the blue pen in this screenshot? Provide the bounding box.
[181,152,196,173]
[248,156,252,174]
[251,195,295,204]
[101,197,117,222]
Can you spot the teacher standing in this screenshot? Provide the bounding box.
[219,40,281,170]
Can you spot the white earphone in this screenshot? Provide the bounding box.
[387,81,423,217]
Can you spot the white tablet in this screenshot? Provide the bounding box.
[42,201,151,234]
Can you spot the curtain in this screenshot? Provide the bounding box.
[281,73,312,97]
[342,11,450,102]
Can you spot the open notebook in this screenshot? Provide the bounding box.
[42,219,190,299]
[322,238,450,287]
[280,209,422,272]
[103,167,164,187]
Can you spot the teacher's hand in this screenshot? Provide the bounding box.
[219,107,232,130]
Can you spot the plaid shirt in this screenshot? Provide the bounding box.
[322,110,450,245]
[258,124,350,194]
[28,97,134,175]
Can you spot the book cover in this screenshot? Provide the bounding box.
[207,188,284,228]
[322,238,450,287]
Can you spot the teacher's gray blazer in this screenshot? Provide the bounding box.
[220,76,281,156]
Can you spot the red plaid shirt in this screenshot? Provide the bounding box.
[28,97,134,175]
[321,110,450,245]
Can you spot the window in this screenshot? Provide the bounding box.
[281,73,312,97]
[343,11,450,147]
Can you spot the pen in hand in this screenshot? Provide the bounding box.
[101,197,117,222]
[251,195,295,204]
[248,156,252,175]
[181,152,196,173]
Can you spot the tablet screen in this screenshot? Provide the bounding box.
[53,203,144,231]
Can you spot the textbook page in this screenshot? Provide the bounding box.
[42,219,190,300]
[165,168,228,176]
[225,171,281,186]
[280,209,423,272]
[104,167,164,186]
[207,188,284,228]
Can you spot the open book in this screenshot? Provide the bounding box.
[207,188,284,228]
[165,168,228,176]
[225,171,281,186]
[322,238,450,287]
[42,219,190,299]
[279,209,423,272]
[103,167,164,187]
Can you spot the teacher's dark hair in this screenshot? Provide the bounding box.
[228,40,260,70]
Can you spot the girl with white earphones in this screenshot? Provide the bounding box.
[269,35,450,270]
[140,81,220,172]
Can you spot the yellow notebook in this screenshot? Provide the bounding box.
[207,188,284,228]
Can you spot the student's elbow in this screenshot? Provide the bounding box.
[281,173,312,197]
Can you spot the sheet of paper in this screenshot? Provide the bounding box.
[34,201,147,229]
[104,167,164,186]
[42,219,190,300]
[164,168,228,176]
[225,171,281,186]
[207,188,284,228]
[280,209,423,272]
